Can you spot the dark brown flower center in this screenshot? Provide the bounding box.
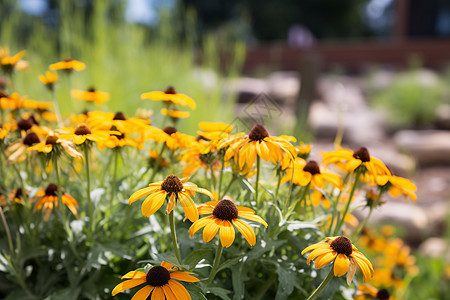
[163,126,177,135]
[14,188,23,199]
[330,236,353,256]
[248,124,269,141]
[17,118,33,131]
[74,124,92,135]
[113,111,126,120]
[161,175,183,194]
[45,183,58,196]
[352,147,370,162]
[146,266,170,287]
[164,86,177,94]
[45,135,58,145]
[196,135,211,142]
[64,58,73,62]
[376,289,390,300]
[0,90,8,98]
[303,160,321,175]
[213,198,239,221]
[87,87,96,92]
[23,132,40,146]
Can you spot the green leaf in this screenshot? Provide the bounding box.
[275,263,295,300]
[183,248,213,269]
[231,264,246,300]
[207,287,232,300]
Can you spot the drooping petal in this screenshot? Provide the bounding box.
[132,286,154,300]
[301,242,328,255]
[333,254,350,277]
[178,192,199,222]
[346,159,362,172]
[168,280,192,300]
[202,218,220,242]
[346,256,357,286]
[232,219,256,246]
[141,191,166,217]
[307,247,334,265]
[151,286,164,300]
[189,216,214,237]
[219,220,236,248]
[128,186,161,204]
[314,251,337,269]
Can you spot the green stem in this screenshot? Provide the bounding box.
[217,155,225,199]
[352,191,383,238]
[328,173,351,235]
[169,211,181,264]
[207,242,223,283]
[255,156,261,205]
[274,171,282,203]
[51,89,62,126]
[83,144,94,238]
[150,143,166,182]
[333,172,360,236]
[208,162,217,190]
[0,206,14,254]
[307,268,334,300]
[221,175,236,198]
[110,148,119,210]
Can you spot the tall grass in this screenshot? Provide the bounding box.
[0,0,246,134]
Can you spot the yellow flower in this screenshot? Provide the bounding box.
[323,147,390,179]
[7,131,41,162]
[301,236,374,284]
[0,123,11,140]
[27,132,82,158]
[112,261,199,299]
[39,71,58,90]
[281,159,342,189]
[34,183,79,222]
[59,124,112,145]
[0,92,40,111]
[141,86,196,109]
[71,87,109,105]
[0,48,26,72]
[152,126,196,151]
[49,58,85,71]
[97,132,142,150]
[376,173,417,201]
[355,285,394,300]
[219,124,296,169]
[189,197,268,247]
[0,188,26,207]
[161,108,190,119]
[128,174,214,221]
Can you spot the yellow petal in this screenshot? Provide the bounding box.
[334,254,350,277]
[189,216,214,237]
[121,271,147,280]
[178,192,199,222]
[203,218,220,242]
[132,286,154,300]
[151,286,164,300]
[141,191,166,217]
[219,220,235,248]
[237,212,268,227]
[232,219,256,246]
[170,271,200,283]
[307,247,333,265]
[168,280,191,300]
[314,251,337,269]
[111,278,146,296]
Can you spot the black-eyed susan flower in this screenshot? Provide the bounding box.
[71,87,109,105]
[152,126,196,151]
[128,174,213,221]
[34,183,79,222]
[141,86,196,110]
[219,124,296,169]
[189,197,268,247]
[112,261,199,299]
[7,131,40,162]
[302,236,374,284]
[59,123,111,145]
[323,147,390,179]
[0,48,27,74]
[28,132,82,158]
[39,71,58,91]
[355,285,394,300]
[49,58,85,72]
[281,159,342,189]
[0,188,26,207]
[375,172,417,201]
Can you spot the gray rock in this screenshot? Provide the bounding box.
[419,237,450,260]
[394,130,450,166]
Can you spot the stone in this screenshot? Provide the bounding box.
[394,130,450,166]
[419,238,450,261]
